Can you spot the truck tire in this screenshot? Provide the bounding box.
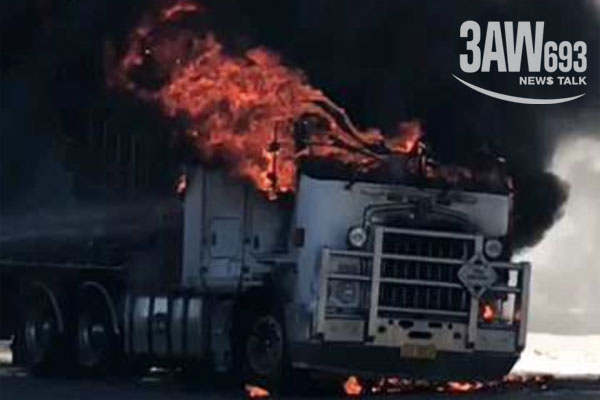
[21,283,68,375]
[236,310,287,391]
[76,283,119,375]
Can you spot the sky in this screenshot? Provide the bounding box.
[508,1,600,337]
[525,135,600,334]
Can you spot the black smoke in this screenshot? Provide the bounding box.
[219,0,598,249]
[2,0,599,249]
[0,0,178,214]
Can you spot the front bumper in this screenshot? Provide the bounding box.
[303,226,531,379]
[290,341,519,380]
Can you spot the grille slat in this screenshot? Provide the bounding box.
[379,231,475,320]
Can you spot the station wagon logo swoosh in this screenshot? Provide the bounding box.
[452,74,586,105]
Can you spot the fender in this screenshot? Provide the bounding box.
[79,281,120,335]
[27,282,65,333]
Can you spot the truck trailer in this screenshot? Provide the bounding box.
[0,157,531,388]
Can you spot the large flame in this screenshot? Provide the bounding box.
[107,0,422,199]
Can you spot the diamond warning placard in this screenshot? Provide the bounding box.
[457,262,497,298]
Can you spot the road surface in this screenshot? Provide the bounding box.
[1,341,599,399]
[1,365,599,399]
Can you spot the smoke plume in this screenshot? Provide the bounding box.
[234,0,599,249]
[2,0,599,250]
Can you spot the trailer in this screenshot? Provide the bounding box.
[0,162,531,387]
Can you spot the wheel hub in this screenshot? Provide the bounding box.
[78,313,111,367]
[25,310,57,364]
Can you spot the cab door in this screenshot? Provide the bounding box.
[203,171,246,290]
[209,217,242,259]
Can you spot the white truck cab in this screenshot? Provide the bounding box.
[172,166,530,382]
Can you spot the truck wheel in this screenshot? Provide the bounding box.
[239,312,286,390]
[22,284,66,375]
[76,285,118,374]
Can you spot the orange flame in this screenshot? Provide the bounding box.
[482,303,496,322]
[244,384,270,398]
[447,381,484,393]
[343,376,363,396]
[349,375,550,396]
[175,172,187,195]
[108,1,423,200]
[387,122,422,154]
[160,0,203,22]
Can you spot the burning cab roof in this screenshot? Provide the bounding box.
[298,152,513,196]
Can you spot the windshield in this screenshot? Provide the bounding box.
[299,155,512,195]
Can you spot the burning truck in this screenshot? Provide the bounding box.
[0,125,530,389]
[0,0,531,392]
[174,143,531,385]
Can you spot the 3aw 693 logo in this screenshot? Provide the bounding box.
[454,21,587,104]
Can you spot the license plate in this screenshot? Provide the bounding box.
[400,344,437,360]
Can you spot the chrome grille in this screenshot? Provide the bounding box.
[378,230,476,319]
[382,232,475,260]
[317,226,531,349]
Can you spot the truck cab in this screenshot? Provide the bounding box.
[176,165,530,383]
[288,173,529,380]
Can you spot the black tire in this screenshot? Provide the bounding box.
[21,285,67,375]
[235,309,288,392]
[76,286,119,375]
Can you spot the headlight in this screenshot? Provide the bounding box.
[484,239,503,259]
[328,280,360,307]
[347,226,368,248]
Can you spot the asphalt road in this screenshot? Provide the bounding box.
[1,341,598,400]
[1,365,600,400]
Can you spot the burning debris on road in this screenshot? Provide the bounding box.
[343,374,554,397]
[241,374,556,398]
[244,383,270,398]
[343,376,364,397]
